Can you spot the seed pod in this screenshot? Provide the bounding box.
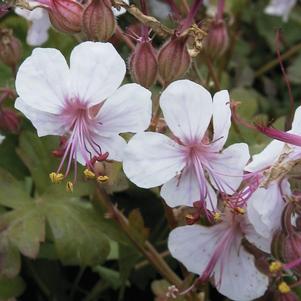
[82,0,116,41]
[129,38,158,88]
[0,29,22,72]
[204,19,229,58]
[47,0,83,33]
[158,36,191,85]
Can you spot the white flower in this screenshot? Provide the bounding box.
[15,1,51,46]
[15,41,152,182]
[123,80,250,210]
[264,0,297,22]
[168,211,269,301]
[245,107,301,239]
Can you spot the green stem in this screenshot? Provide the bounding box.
[94,186,183,288]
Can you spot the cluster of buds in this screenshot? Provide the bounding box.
[0,28,22,73]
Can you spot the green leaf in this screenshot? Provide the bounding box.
[41,198,110,266]
[17,131,59,194]
[0,202,45,258]
[0,238,21,278]
[0,276,25,299]
[0,169,31,209]
[93,266,122,290]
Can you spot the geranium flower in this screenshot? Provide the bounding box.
[15,41,152,185]
[244,107,301,239]
[264,0,297,22]
[15,2,51,46]
[123,80,249,211]
[168,210,269,301]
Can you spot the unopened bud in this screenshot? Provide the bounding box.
[82,0,116,41]
[129,38,158,88]
[0,29,22,71]
[204,19,229,58]
[158,36,191,85]
[47,0,83,33]
[0,108,20,133]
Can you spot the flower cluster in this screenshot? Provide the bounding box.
[2,0,301,300]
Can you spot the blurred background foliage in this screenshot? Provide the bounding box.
[0,0,301,300]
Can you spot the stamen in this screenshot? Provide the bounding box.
[97,175,109,183]
[84,168,96,179]
[66,181,73,192]
[269,261,283,273]
[278,281,291,294]
[49,172,64,184]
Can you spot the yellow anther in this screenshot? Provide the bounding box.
[278,281,291,294]
[49,172,64,184]
[83,169,96,179]
[234,207,245,215]
[269,261,282,273]
[213,212,221,221]
[66,181,73,192]
[97,175,109,183]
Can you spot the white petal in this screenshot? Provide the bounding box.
[15,98,65,137]
[76,134,127,165]
[245,139,284,172]
[0,135,5,144]
[70,42,126,106]
[27,12,51,46]
[264,0,296,21]
[161,167,217,209]
[123,132,186,188]
[168,224,226,275]
[208,143,250,195]
[15,48,70,114]
[247,180,289,238]
[160,80,213,144]
[291,106,301,134]
[243,219,272,253]
[112,0,128,16]
[212,90,231,150]
[97,84,152,135]
[215,235,269,301]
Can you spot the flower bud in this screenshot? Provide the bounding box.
[0,29,22,72]
[47,0,83,33]
[129,38,158,88]
[82,0,116,41]
[204,19,229,58]
[158,36,191,85]
[0,108,20,133]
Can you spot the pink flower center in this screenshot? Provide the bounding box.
[54,98,104,183]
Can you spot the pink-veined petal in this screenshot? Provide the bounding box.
[97,83,152,135]
[123,132,186,188]
[207,143,250,195]
[168,224,226,275]
[215,234,269,301]
[161,167,217,209]
[15,47,70,114]
[15,97,65,137]
[70,42,126,106]
[212,90,231,150]
[160,80,213,144]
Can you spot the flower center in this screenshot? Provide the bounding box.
[50,98,106,188]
